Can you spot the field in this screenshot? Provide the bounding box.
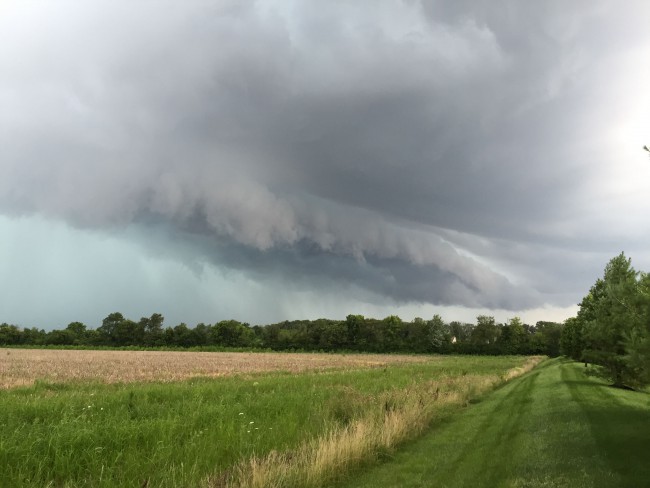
[340,358,650,488]
[0,349,539,487]
[0,349,430,389]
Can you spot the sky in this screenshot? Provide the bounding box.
[1,0,650,330]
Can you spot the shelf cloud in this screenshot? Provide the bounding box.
[2,0,650,326]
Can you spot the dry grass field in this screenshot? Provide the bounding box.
[0,348,431,389]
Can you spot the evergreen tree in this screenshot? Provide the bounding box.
[582,253,646,388]
[625,272,650,384]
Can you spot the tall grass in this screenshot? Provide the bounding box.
[0,354,539,487]
[209,357,544,488]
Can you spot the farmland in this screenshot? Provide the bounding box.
[0,350,539,487]
[0,348,430,389]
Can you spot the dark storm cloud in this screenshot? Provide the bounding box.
[162,222,541,311]
[2,0,650,314]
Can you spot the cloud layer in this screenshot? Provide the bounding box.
[2,0,650,325]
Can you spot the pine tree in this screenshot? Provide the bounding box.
[582,253,646,388]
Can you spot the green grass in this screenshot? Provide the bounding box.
[0,355,526,487]
[338,358,650,488]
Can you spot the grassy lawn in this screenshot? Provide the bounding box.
[338,358,650,488]
[0,354,530,487]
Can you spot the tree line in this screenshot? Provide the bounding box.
[5,254,647,386]
[560,252,650,388]
[0,312,563,356]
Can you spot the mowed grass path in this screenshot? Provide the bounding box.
[339,358,650,488]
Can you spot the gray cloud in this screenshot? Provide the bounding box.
[2,0,650,323]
